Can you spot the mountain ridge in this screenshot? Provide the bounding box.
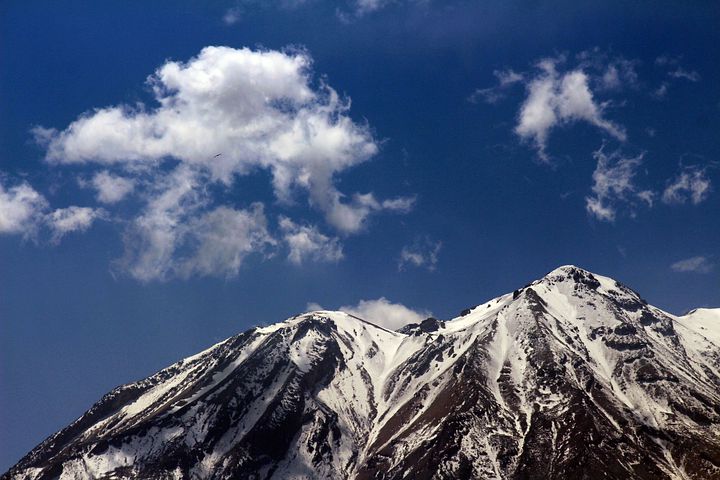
[5,265,720,480]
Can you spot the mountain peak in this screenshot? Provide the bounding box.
[7,270,720,480]
[547,264,586,274]
[538,264,626,294]
[543,264,601,282]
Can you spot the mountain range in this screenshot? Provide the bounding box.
[4,265,720,479]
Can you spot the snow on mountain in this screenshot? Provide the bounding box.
[4,266,720,479]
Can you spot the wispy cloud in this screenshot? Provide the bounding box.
[668,67,701,82]
[114,166,276,281]
[468,69,524,104]
[222,7,242,25]
[671,256,714,274]
[48,206,106,243]
[652,55,701,99]
[585,148,652,222]
[662,166,711,205]
[585,154,714,222]
[398,236,441,271]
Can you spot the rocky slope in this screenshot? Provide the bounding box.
[4,266,720,479]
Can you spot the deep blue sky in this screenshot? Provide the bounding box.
[1,0,719,470]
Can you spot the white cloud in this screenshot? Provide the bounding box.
[0,179,48,237]
[1,175,105,242]
[306,301,324,311]
[47,206,105,243]
[89,171,135,203]
[115,166,275,281]
[340,297,431,330]
[398,237,441,271]
[180,204,274,278]
[325,192,414,233]
[28,46,414,280]
[662,167,711,205]
[116,165,202,281]
[515,58,626,161]
[35,46,411,235]
[585,148,651,222]
[279,216,343,265]
[671,256,714,274]
[475,51,635,160]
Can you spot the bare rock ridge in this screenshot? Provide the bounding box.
[4,265,720,479]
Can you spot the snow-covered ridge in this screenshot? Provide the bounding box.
[675,308,720,345]
[5,265,720,480]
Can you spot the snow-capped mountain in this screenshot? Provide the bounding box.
[5,266,720,480]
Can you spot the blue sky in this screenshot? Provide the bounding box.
[1,0,719,470]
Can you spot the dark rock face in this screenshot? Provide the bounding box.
[398,317,446,335]
[5,266,720,480]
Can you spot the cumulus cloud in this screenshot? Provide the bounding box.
[87,171,135,204]
[585,148,652,222]
[0,179,48,237]
[28,46,413,280]
[47,206,106,243]
[279,216,343,265]
[515,58,626,161]
[1,175,106,242]
[398,237,442,271]
[671,256,714,274]
[340,297,431,330]
[662,167,711,205]
[35,46,411,235]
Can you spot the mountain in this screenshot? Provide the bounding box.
[4,266,720,480]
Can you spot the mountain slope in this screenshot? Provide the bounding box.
[4,266,720,480]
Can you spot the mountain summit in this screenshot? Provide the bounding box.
[5,266,720,479]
